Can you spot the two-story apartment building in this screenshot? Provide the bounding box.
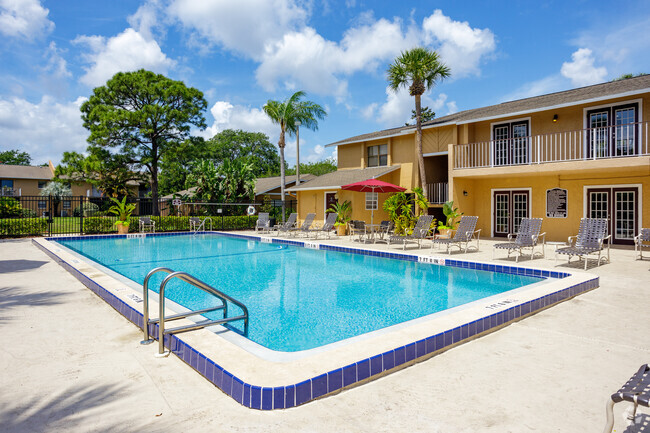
[290,75,650,244]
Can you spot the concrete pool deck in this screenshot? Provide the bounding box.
[1,235,649,432]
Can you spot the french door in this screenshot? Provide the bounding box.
[493,190,530,237]
[325,192,337,219]
[493,121,530,166]
[586,103,639,158]
[586,187,638,245]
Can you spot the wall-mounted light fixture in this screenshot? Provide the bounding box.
[552,114,558,123]
[463,190,468,196]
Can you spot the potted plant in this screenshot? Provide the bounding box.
[108,196,136,234]
[437,200,462,238]
[329,200,352,236]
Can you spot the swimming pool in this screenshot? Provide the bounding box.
[34,232,599,409]
[55,233,544,352]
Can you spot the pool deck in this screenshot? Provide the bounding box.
[1,234,649,432]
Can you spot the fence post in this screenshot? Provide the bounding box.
[79,196,84,235]
[48,195,53,236]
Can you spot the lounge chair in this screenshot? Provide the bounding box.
[189,217,201,231]
[255,212,271,233]
[275,213,297,236]
[349,220,368,242]
[430,216,480,254]
[603,364,649,433]
[290,213,316,237]
[308,212,338,239]
[493,218,545,262]
[389,215,435,249]
[139,217,155,233]
[555,218,610,269]
[635,228,650,259]
[373,220,394,244]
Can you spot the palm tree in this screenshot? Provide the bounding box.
[263,91,326,221]
[387,47,450,191]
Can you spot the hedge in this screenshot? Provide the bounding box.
[0,218,48,237]
[82,215,258,234]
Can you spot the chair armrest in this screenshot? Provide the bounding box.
[537,232,546,245]
[474,229,481,240]
[507,233,515,241]
[567,235,577,246]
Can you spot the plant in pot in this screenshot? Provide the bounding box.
[108,196,136,234]
[437,200,462,238]
[329,200,351,236]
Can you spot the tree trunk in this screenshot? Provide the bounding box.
[152,142,159,216]
[279,126,286,223]
[414,93,427,193]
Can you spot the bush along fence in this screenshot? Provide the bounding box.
[0,196,294,238]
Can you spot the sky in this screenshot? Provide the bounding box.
[1,0,649,167]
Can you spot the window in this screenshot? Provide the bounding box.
[38,181,47,189]
[365,192,378,210]
[367,144,388,167]
[38,200,47,209]
[63,200,71,209]
[1,179,13,189]
[586,102,639,158]
[492,120,530,166]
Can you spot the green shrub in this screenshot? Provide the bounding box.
[21,208,37,218]
[73,202,100,217]
[82,216,116,234]
[0,218,48,237]
[0,197,23,218]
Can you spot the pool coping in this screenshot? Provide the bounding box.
[32,231,599,410]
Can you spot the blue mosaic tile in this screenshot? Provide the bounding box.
[461,324,469,340]
[405,343,416,362]
[394,346,406,366]
[342,363,357,387]
[261,387,273,410]
[312,373,328,399]
[328,369,343,393]
[434,333,444,352]
[284,385,295,409]
[273,387,285,409]
[444,329,453,347]
[416,339,426,358]
[222,371,233,396]
[469,320,477,337]
[198,354,206,377]
[356,359,370,381]
[250,386,262,410]
[295,380,311,406]
[232,378,244,404]
[382,350,395,371]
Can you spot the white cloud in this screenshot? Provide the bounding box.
[0,0,54,39]
[256,18,417,100]
[374,86,453,126]
[44,42,71,79]
[127,0,164,41]
[502,75,567,102]
[422,10,496,77]
[0,96,88,164]
[167,0,307,59]
[560,48,607,87]
[201,101,278,142]
[75,28,176,88]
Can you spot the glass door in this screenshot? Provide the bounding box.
[587,187,638,245]
[493,190,529,237]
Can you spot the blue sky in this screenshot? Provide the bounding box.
[1,0,649,166]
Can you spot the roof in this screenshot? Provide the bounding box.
[327,74,650,147]
[286,165,401,191]
[0,164,53,180]
[255,174,316,195]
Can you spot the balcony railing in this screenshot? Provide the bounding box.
[1,187,17,197]
[426,182,448,204]
[453,121,649,169]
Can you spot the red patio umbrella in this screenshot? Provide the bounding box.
[341,179,406,225]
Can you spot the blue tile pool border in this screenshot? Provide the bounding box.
[34,233,599,410]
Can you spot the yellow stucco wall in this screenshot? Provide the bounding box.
[452,166,650,242]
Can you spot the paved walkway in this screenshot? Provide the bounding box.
[0,236,648,432]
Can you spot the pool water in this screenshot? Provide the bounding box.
[56,234,544,352]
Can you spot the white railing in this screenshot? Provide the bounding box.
[1,187,17,197]
[426,182,448,204]
[454,121,649,169]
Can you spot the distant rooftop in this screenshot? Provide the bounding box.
[0,164,53,180]
[287,165,400,191]
[327,74,650,147]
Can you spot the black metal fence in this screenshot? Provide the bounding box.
[0,195,297,238]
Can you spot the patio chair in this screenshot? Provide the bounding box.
[308,212,338,240]
[493,218,546,262]
[389,215,435,250]
[139,217,155,233]
[555,218,610,270]
[275,213,297,236]
[635,228,650,259]
[603,364,649,433]
[255,212,271,233]
[349,220,368,242]
[373,220,394,244]
[430,216,480,254]
[290,213,316,237]
[189,217,201,231]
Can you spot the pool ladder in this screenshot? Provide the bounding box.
[192,217,213,234]
[140,267,249,356]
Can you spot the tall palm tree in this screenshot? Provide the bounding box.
[263,91,326,221]
[387,47,450,191]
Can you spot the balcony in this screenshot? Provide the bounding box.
[426,182,448,204]
[453,121,649,169]
[1,187,17,197]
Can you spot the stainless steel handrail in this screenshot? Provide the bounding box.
[156,271,249,356]
[141,267,174,344]
[193,217,213,234]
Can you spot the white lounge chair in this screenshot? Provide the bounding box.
[635,228,650,259]
[389,215,435,249]
[493,218,545,262]
[255,212,271,233]
[308,212,338,240]
[139,217,155,233]
[431,216,480,254]
[555,218,610,269]
[290,213,316,237]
